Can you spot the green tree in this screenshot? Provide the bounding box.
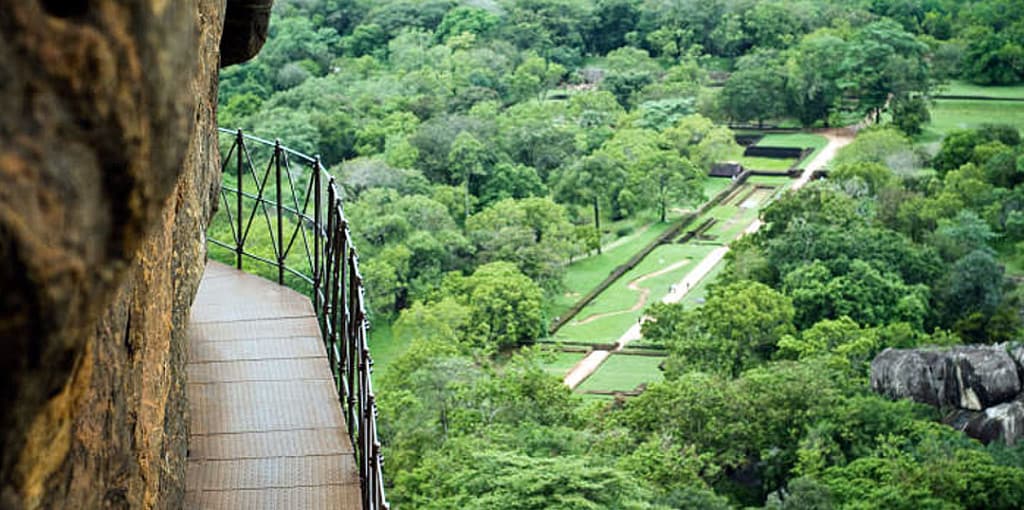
[434,6,500,43]
[440,262,544,352]
[552,152,626,253]
[841,20,932,122]
[649,280,795,378]
[466,197,579,290]
[962,26,1024,85]
[625,150,704,222]
[719,50,788,126]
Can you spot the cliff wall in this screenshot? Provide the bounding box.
[0,1,265,508]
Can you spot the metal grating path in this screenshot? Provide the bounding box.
[186,260,362,509]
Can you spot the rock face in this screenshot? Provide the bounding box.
[221,0,275,67]
[872,345,1024,445]
[949,397,1024,446]
[0,2,269,508]
[871,348,950,407]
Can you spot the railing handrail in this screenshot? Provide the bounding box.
[210,127,389,510]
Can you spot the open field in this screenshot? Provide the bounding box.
[919,99,1024,142]
[576,354,665,392]
[937,80,1024,99]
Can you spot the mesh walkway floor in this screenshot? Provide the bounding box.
[185,261,362,509]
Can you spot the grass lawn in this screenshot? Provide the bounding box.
[749,175,795,186]
[678,258,726,309]
[938,80,1024,100]
[704,203,760,241]
[918,99,1024,143]
[756,133,829,165]
[554,243,718,344]
[701,177,734,200]
[551,221,674,317]
[707,203,740,221]
[539,350,585,379]
[739,156,796,171]
[576,354,665,392]
[757,133,828,150]
[551,178,740,318]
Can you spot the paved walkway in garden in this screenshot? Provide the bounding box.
[563,132,853,389]
[184,261,361,509]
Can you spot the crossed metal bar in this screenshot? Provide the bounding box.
[210,127,389,510]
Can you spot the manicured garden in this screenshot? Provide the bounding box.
[553,242,715,344]
[539,350,586,378]
[550,177,736,317]
[576,354,666,393]
[553,179,783,345]
[738,156,797,171]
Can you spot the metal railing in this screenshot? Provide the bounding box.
[209,127,388,510]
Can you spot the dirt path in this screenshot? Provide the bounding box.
[573,259,690,325]
[792,130,855,190]
[562,133,854,390]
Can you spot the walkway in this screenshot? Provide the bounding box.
[563,132,853,388]
[184,261,362,509]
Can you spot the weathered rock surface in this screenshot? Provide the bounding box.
[871,348,949,407]
[0,1,267,508]
[949,396,1024,445]
[944,346,1021,410]
[872,345,1024,444]
[872,345,1021,411]
[221,0,275,67]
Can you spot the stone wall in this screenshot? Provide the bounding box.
[0,1,266,508]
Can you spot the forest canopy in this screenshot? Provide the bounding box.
[214,0,1024,508]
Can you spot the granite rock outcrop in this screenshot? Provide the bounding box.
[872,345,1024,445]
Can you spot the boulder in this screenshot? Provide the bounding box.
[871,345,1021,411]
[948,396,1024,445]
[1009,344,1024,376]
[220,0,274,67]
[871,348,949,407]
[943,346,1021,411]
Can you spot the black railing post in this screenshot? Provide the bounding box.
[313,155,322,315]
[347,256,360,431]
[236,128,244,270]
[274,140,284,285]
